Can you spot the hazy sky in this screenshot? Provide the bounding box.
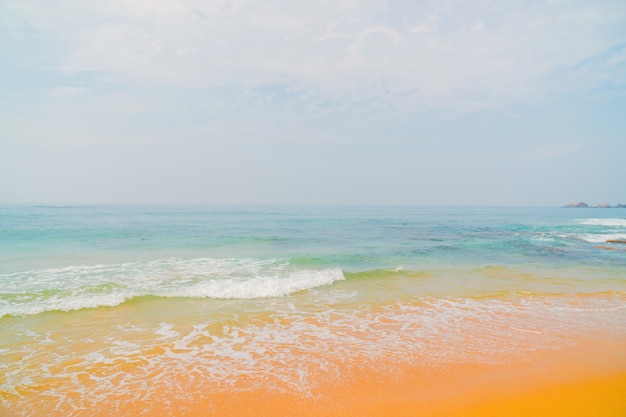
[1,0,625,205]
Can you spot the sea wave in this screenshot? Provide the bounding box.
[578,218,626,227]
[0,257,344,317]
[577,233,626,243]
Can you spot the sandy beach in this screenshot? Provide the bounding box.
[1,206,625,416]
[6,325,624,416]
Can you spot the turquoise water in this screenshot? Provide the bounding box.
[1,205,625,317]
[1,205,625,415]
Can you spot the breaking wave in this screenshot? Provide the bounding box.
[0,257,344,317]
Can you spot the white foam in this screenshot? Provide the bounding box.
[164,269,344,299]
[0,258,345,317]
[0,293,130,317]
[578,233,626,243]
[578,218,626,227]
[154,323,180,339]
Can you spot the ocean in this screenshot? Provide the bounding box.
[1,205,625,416]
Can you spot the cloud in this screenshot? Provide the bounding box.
[47,86,91,99]
[3,0,624,114]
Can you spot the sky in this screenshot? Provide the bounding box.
[1,0,625,206]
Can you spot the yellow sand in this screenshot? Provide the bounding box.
[8,337,624,417]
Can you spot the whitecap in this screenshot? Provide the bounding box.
[578,218,626,227]
[577,233,626,243]
[0,258,345,317]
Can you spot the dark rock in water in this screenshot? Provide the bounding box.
[607,239,626,244]
[595,245,626,251]
[563,202,626,208]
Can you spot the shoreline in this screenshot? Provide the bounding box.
[195,339,626,417]
[182,339,626,417]
[8,336,624,416]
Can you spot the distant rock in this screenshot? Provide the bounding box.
[563,202,626,208]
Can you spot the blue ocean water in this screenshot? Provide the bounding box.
[1,205,625,317]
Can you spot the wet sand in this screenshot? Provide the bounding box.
[9,336,624,416]
[183,339,626,417]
